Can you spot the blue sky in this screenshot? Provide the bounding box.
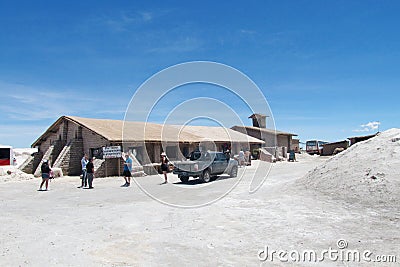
[0,0,399,147]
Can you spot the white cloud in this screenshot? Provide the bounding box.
[353,121,380,132]
[240,29,257,35]
[139,12,153,22]
[91,9,172,33]
[361,121,380,130]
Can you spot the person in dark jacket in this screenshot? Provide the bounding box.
[86,158,94,189]
[39,160,51,191]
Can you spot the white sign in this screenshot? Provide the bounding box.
[103,146,122,159]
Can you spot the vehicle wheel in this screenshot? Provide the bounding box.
[230,166,238,178]
[200,169,211,183]
[180,176,189,183]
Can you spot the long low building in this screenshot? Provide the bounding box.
[231,113,298,159]
[24,116,264,177]
[320,140,349,156]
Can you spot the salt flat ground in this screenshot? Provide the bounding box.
[0,155,398,266]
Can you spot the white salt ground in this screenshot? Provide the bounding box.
[0,147,399,265]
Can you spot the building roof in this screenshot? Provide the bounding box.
[347,133,378,140]
[176,125,265,143]
[32,116,265,147]
[323,140,349,146]
[231,125,297,136]
[248,113,268,118]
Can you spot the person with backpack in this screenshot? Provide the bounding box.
[39,160,51,191]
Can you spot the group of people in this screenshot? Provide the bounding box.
[121,152,169,186]
[38,154,94,191]
[78,154,94,189]
[39,151,170,191]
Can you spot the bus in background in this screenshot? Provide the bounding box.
[0,145,15,166]
[306,140,328,155]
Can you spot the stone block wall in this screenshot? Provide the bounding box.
[81,127,109,156]
[51,140,65,165]
[68,139,84,176]
[31,151,43,174]
[93,158,127,177]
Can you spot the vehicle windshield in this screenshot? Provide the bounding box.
[306,141,317,146]
[198,153,212,161]
[189,151,201,161]
[189,151,214,161]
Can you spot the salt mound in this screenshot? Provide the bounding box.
[0,166,35,183]
[300,128,400,207]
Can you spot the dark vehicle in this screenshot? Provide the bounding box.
[173,151,239,183]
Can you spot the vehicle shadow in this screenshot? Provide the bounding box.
[172,175,234,185]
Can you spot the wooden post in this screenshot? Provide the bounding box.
[105,158,107,178]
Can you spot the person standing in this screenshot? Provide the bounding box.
[238,149,245,167]
[79,154,89,188]
[245,149,251,166]
[160,152,169,184]
[224,149,231,162]
[122,154,133,187]
[39,160,51,191]
[86,158,94,189]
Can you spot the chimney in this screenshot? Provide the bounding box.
[249,113,267,128]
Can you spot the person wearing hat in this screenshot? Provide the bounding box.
[160,152,169,184]
[39,159,51,191]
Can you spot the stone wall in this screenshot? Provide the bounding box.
[277,135,290,151]
[55,144,71,175]
[31,151,43,175]
[51,140,65,165]
[68,139,84,176]
[81,127,110,156]
[94,158,123,177]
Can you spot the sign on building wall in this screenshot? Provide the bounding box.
[103,146,122,159]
